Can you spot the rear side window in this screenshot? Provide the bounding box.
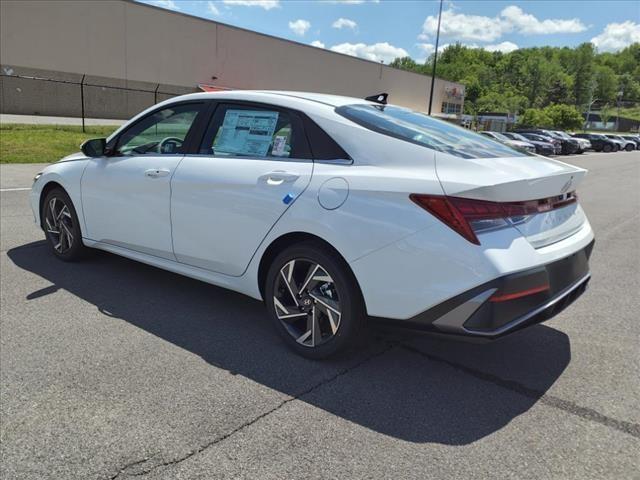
[199,104,310,159]
[336,104,530,159]
[302,115,351,161]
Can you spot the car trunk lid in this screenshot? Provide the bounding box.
[435,154,588,248]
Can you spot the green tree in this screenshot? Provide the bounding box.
[388,42,640,119]
[618,73,640,102]
[475,92,507,113]
[544,74,574,106]
[517,108,553,128]
[599,104,613,128]
[389,56,420,72]
[571,43,596,107]
[543,104,584,130]
[593,65,618,103]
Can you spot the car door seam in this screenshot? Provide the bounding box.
[238,159,316,278]
[169,154,188,261]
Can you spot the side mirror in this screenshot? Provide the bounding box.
[81,138,107,157]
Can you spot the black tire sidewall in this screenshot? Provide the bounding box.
[42,188,85,261]
[264,241,364,359]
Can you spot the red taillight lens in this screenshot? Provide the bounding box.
[410,192,577,245]
[409,194,481,244]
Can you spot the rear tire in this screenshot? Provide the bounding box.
[264,241,365,359]
[603,144,612,153]
[41,188,88,261]
[625,144,634,151]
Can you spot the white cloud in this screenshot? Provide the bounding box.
[484,41,519,53]
[421,9,504,42]
[500,6,586,35]
[322,0,380,3]
[148,0,180,10]
[289,19,311,37]
[415,42,454,60]
[222,0,280,10]
[332,18,358,30]
[420,6,587,43]
[330,42,408,63]
[310,40,326,48]
[207,1,221,16]
[591,21,640,52]
[416,43,436,56]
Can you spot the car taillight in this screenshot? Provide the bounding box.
[409,192,577,245]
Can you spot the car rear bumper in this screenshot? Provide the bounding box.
[371,239,594,340]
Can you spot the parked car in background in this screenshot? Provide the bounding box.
[518,132,562,155]
[480,131,536,153]
[543,130,581,155]
[621,134,640,149]
[516,129,579,155]
[552,131,590,153]
[621,134,640,150]
[30,90,595,358]
[608,134,637,151]
[603,135,626,151]
[572,133,617,152]
[503,132,555,156]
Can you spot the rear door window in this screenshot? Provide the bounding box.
[200,104,310,159]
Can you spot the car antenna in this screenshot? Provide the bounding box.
[365,93,388,105]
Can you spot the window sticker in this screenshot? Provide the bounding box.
[214,109,279,157]
[271,135,288,157]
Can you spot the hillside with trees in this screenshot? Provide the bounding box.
[390,42,640,129]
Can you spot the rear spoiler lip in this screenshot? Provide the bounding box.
[434,155,588,203]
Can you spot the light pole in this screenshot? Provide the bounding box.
[584,98,598,132]
[427,0,443,116]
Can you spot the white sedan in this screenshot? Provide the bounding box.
[30,91,595,358]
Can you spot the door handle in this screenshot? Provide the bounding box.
[259,170,300,185]
[145,168,171,178]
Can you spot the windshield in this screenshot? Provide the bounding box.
[554,131,572,139]
[546,131,564,140]
[489,132,511,142]
[336,104,529,159]
[509,133,529,142]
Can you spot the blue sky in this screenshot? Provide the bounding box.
[141,0,640,63]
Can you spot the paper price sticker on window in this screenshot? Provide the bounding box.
[272,135,288,157]
[214,110,279,157]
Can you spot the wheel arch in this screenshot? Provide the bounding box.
[257,231,365,308]
[39,181,66,228]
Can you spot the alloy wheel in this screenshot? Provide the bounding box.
[44,197,74,254]
[273,259,342,348]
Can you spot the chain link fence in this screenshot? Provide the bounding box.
[0,68,197,131]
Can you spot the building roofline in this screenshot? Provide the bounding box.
[127,0,462,87]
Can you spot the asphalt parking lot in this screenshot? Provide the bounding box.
[1,151,639,479]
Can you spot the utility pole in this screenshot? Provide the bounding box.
[427,0,443,116]
[615,87,624,131]
[583,78,597,132]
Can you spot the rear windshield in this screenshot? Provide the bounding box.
[335,104,530,159]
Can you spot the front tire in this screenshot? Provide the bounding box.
[264,241,365,359]
[42,188,88,261]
